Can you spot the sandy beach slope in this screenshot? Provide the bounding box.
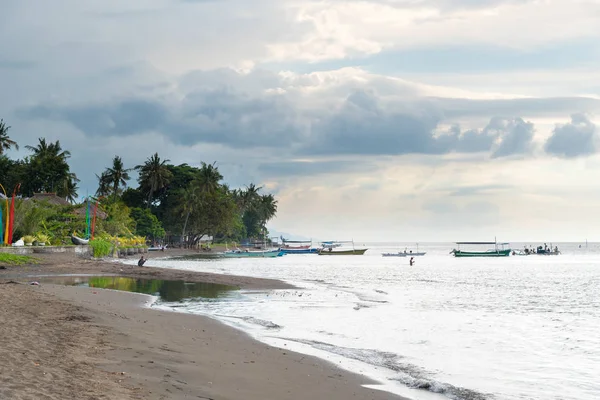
[0,252,406,400]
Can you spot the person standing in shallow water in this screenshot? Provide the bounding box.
[138,256,147,267]
[409,257,415,266]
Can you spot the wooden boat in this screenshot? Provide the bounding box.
[71,235,89,245]
[451,241,511,257]
[318,248,368,255]
[279,238,319,254]
[221,249,284,258]
[383,244,426,257]
[319,240,367,255]
[280,247,319,254]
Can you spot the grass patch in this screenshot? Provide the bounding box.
[0,253,38,266]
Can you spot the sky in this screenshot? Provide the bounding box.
[2,0,600,242]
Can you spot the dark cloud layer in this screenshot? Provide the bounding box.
[18,80,555,160]
[544,114,598,158]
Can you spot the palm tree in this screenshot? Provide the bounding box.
[258,194,278,227]
[25,138,72,194]
[194,162,223,194]
[0,119,18,154]
[103,156,131,202]
[240,183,262,213]
[178,187,197,246]
[25,138,71,161]
[135,153,173,207]
[60,173,80,203]
[95,172,112,197]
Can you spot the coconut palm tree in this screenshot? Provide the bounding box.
[178,186,197,246]
[95,172,111,197]
[24,138,72,194]
[0,119,18,154]
[194,162,223,194]
[103,156,131,202]
[258,193,278,227]
[135,153,172,207]
[239,183,262,213]
[60,173,80,203]
[25,138,71,161]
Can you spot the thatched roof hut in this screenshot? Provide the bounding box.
[73,204,108,220]
[28,193,70,206]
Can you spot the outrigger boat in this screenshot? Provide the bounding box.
[71,235,89,245]
[279,238,319,254]
[513,244,560,256]
[451,241,511,257]
[318,240,368,255]
[221,249,285,258]
[383,243,426,257]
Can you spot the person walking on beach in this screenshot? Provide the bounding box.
[138,256,147,267]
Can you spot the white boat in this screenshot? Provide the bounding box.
[71,235,89,245]
[382,244,426,257]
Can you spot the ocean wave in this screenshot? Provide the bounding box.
[284,338,491,400]
[219,315,282,329]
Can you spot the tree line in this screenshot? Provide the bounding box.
[0,119,277,244]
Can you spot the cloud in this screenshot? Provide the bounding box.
[544,114,598,158]
[13,91,515,158]
[490,117,535,158]
[17,67,580,161]
[257,160,378,177]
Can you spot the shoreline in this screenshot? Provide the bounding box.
[0,251,407,400]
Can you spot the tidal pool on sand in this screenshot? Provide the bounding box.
[38,275,238,302]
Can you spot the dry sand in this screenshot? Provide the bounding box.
[0,251,405,400]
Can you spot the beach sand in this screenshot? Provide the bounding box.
[0,252,405,400]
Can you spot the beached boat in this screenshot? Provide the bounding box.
[71,235,89,245]
[451,241,511,257]
[221,249,284,258]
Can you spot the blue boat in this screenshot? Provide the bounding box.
[280,247,319,254]
[279,237,319,255]
[221,249,285,258]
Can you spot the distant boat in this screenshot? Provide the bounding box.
[281,248,319,254]
[280,238,319,254]
[383,243,426,257]
[221,249,284,258]
[513,244,560,256]
[71,235,89,245]
[318,248,368,255]
[318,240,367,255]
[451,241,511,257]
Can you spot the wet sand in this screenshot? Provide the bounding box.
[0,251,405,400]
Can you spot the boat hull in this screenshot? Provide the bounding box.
[453,249,511,257]
[280,248,319,254]
[318,249,368,255]
[71,235,89,245]
[382,252,426,257]
[222,250,284,258]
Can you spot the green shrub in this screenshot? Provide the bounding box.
[89,239,114,258]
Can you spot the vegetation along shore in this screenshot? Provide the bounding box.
[0,119,278,251]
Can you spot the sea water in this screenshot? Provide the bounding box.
[131,243,600,400]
